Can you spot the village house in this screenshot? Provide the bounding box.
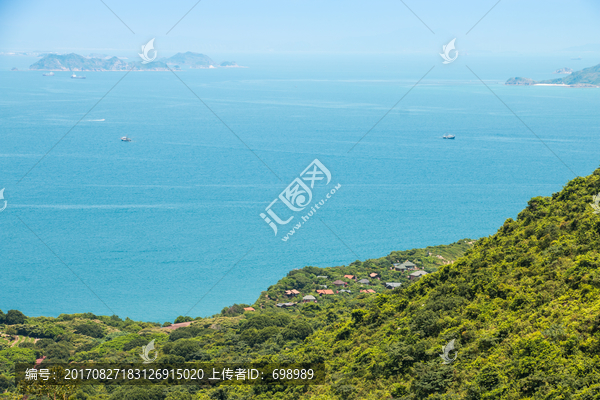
[316,289,335,295]
[369,272,380,279]
[358,278,370,285]
[284,289,300,297]
[360,289,376,294]
[409,270,428,280]
[243,307,255,312]
[392,261,417,271]
[339,289,351,294]
[332,280,348,287]
[302,295,317,303]
[344,275,356,280]
[385,282,402,289]
[316,276,328,279]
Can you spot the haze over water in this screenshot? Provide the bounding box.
[1,53,599,321]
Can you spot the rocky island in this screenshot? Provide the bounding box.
[29,52,245,71]
[29,53,177,71]
[506,63,600,87]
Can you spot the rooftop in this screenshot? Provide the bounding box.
[316,289,335,295]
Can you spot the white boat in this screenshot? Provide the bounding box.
[443,134,455,139]
[42,72,54,76]
[71,73,86,79]
[121,137,132,142]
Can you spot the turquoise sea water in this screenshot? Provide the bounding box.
[1,54,599,321]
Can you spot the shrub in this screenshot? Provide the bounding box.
[44,343,71,362]
[174,316,193,324]
[169,328,193,342]
[5,310,26,325]
[282,321,313,341]
[74,323,105,338]
[240,326,280,346]
[239,313,291,332]
[123,336,149,352]
[163,339,209,361]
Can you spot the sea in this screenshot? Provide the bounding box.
[1,53,599,322]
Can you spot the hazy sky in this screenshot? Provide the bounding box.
[1,0,599,55]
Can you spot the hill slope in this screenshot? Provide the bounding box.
[2,168,600,399]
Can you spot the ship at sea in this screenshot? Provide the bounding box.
[443,134,455,139]
[121,137,132,142]
[71,73,86,79]
[42,72,54,76]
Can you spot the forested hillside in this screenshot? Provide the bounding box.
[2,167,600,399]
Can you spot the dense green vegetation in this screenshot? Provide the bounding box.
[2,167,600,399]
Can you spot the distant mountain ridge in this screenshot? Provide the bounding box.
[506,63,600,87]
[29,52,244,71]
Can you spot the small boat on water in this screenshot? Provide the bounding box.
[121,137,132,142]
[71,73,86,79]
[443,134,455,139]
[42,72,54,76]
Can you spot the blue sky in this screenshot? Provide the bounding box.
[1,0,599,55]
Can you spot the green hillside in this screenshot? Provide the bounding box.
[2,167,600,399]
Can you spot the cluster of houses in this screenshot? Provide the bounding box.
[392,260,429,280]
[257,261,430,309]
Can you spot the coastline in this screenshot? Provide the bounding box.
[533,83,569,87]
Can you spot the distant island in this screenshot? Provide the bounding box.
[506,63,600,87]
[553,67,573,74]
[28,52,245,71]
[220,61,246,68]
